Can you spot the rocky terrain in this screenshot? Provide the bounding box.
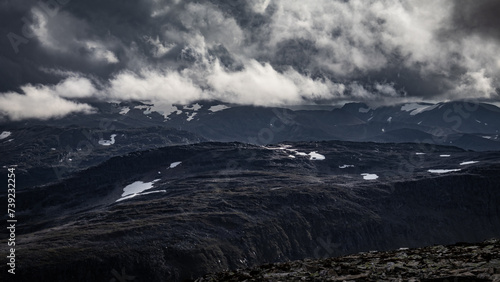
[197,239,500,281]
[0,125,205,188]
[1,140,499,281]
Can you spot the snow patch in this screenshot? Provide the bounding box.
[401,103,426,112]
[387,117,392,122]
[186,112,197,121]
[415,152,426,155]
[184,103,202,111]
[117,179,162,202]
[309,151,325,160]
[266,145,292,150]
[98,134,117,146]
[134,105,153,114]
[428,169,461,174]
[339,165,354,169]
[134,103,183,119]
[361,173,379,180]
[122,179,160,196]
[117,189,165,202]
[170,161,182,168]
[267,146,324,160]
[401,103,439,115]
[119,107,130,115]
[0,131,12,140]
[440,155,450,157]
[209,105,230,112]
[460,161,479,166]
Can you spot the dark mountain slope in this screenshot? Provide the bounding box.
[1,141,499,281]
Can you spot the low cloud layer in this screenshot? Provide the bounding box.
[0,80,95,121]
[1,0,499,120]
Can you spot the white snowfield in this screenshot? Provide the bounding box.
[400,103,440,115]
[119,107,130,115]
[209,105,230,112]
[117,179,163,202]
[170,161,182,168]
[134,103,183,119]
[428,169,461,174]
[98,134,117,146]
[361,173,379,180]
[265,145,326,160]
[460,161,479,166]
[134,105,153,114]
[308,151,325,160]
[184,103,202,111]
[339,165,354,169]
[0,131,12,140]
[186,112,197,121]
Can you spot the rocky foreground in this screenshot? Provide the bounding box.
[197,239,500,281]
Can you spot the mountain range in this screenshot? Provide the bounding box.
[1,100,500,281]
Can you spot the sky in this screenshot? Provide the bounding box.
[1,0,500,120]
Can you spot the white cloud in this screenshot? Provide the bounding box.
[207,60,347,105]
[251,0,272,13]
[85,41,119,64]
[30,8,119,64]
[177,3,244,52]
[449,69,496,99]
[102,60,348,106]
[374,83,399,97]
[349,83,373,99]
[0,83,94,121]
[260,0,499,101]
[207,60,301,105]
[106,69,206,104]
[6,0,499,120]
[53,76,97,98]
[265,0,453,76]
[144,36,176,58]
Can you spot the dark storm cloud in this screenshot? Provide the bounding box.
[1,0,500,120]
[451,0,500,41]
[0,0,191,92]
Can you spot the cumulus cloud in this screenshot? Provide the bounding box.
[106,69,206,103]
[104,59,347,106]
[1,0,500,120]
[208,60,314,105]
[258,0,500,100]
[0,80,95,121]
